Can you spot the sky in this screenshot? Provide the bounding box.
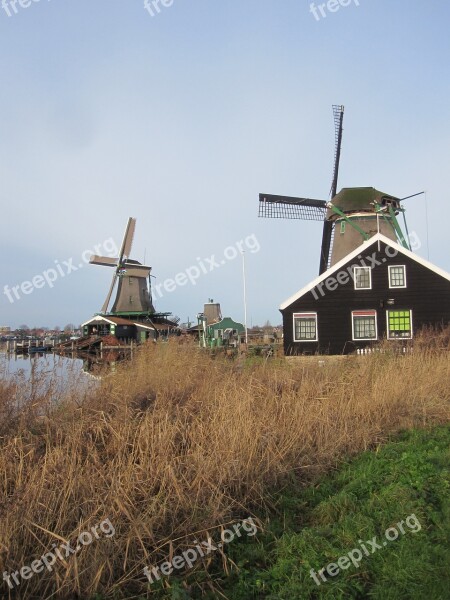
[1,0,449,329]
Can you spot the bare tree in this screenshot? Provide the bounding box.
[263,320,273,333]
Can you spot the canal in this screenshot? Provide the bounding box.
[0,352,98,404]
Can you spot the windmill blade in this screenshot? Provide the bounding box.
[319,221,334,275]
[118,217,136,263]
[259,194,327,221]
[330,105,344,198]
[101,273,118,314]
[123,218,136,258]
[318,104,345,275]
[89,255,118,267]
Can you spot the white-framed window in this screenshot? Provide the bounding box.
[389,265,407,288]
[352,310,378,341]
[354,267,372,290]
[293,313,318,342]
[387,310,413,339]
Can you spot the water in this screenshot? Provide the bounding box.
[0,352,98,403]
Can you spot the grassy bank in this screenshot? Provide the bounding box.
[0,335,449,598]
[215,425,450,600]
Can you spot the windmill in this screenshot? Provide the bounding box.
[90,217,155,316]
[258,105,420,274]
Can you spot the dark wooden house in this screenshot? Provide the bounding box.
[280,233,450,355]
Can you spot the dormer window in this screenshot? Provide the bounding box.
[389,265,406,288]
[354,267,372,290]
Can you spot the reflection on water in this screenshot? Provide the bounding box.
[0,351,130,403]
[78,350,131,377]
[0,352,95,403]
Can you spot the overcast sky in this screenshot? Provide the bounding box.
[1,0,449,329]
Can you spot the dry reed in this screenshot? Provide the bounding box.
[0,331,449,599]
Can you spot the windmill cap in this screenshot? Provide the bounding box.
[330,187,401,215]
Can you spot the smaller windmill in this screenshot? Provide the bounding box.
[90,218,155,316]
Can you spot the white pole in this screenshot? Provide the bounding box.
[242,252,248,345]
[377,210,381,251]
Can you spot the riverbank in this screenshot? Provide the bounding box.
[0,334,449,598]
[199,425,450,599]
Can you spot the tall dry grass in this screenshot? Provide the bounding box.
[0,333,449,599]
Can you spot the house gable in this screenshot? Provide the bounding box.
[208,317,245,339]
[280,235,450,355]
[280,233,450,311]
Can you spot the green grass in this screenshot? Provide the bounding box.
[152,426,450,600]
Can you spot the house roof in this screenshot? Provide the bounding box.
[109,317,140,326]
[280,233,450,311]
[208,317,245,331]
[81,315,132,327]
[81,315,156,330]
[134,323,157,331]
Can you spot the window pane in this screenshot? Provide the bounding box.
[390,266,405,287]
[388,310,411,338]
[353,316,376,339]
[294,317,317,341]
[355,267,371,289]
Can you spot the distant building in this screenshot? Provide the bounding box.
[82,316,158,343]
[208,317,245,345]
[203,299,222,325]
[0,326,11,334]
[191,301,245,348]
